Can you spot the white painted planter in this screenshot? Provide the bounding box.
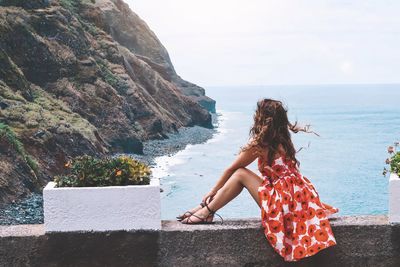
[389,172,400,224]
[43,178,161,232]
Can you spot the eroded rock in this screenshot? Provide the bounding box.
[0,0,215,203]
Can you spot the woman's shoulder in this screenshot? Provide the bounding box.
[250,144,267,158]
[242,141,291,164]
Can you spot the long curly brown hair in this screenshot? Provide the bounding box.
[241,98,308,166]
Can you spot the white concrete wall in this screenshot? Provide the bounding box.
[389,173,400,224]
[43,178,161,232]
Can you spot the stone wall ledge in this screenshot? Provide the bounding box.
[0,215,399,267]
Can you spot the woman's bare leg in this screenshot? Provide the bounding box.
[181,167,264,223]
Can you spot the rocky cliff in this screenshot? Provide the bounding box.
[0,0,216,203]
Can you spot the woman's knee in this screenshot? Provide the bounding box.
[232,167,263,188]
[231,167,248,182]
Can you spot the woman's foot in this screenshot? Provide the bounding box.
[176,203,205,221]
[180,206,214,224]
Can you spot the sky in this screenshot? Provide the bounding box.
[126,0,400,87]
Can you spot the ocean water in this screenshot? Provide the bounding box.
[155,84,400,220]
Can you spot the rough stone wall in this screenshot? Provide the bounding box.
[0,216,399,267]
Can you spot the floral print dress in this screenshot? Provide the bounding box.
[257,155,338,261]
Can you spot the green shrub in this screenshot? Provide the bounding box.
[59,0,79,12]
[96,59,130,95]
[389,152,400,176]
[384,143,400,176]
[54,155,151,187]
[0,122,38,172]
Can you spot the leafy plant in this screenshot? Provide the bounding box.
[0,122,38,173]
[54,155,151,187]
[59,0,97,17]
[384,142,400,176]
[96,59,130,94]
[59,0,80,13]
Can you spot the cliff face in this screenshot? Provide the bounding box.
[0,0,215,203]
[92,0,216,113]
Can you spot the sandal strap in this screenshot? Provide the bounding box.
[205,202,215,214]
[179,202,205,219]
[187,213,209,223]
[213,212,224,224]
[180,195,225,224]
[183,211,194,217]
[204,199,224,224]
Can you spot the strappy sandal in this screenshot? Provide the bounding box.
[181,198,224,225]
[204,201,224,225]
[176,202,205,221]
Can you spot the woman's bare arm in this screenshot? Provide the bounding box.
[210,145,260,192]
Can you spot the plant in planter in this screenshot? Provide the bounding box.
[54,155,151,187]
[44,155,161,232]
[385,142,400,223]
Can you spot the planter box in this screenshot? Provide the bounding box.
[43,178,161,232]
[389,172,400,223]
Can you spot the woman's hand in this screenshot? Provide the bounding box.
[202,188,218,204]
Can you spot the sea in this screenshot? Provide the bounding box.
[153,84,400,220]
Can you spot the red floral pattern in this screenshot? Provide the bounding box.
[258,155,338,262]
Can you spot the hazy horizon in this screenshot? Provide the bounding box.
[127,0,400,87]
[205,82,400,88]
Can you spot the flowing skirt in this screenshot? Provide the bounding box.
[258,171,338,262]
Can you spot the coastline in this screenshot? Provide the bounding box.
[0,113,220,225]
[127,113,219,167]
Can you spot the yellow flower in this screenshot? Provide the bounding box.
[116,170,122,176]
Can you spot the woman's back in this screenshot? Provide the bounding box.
[256,144,298,178]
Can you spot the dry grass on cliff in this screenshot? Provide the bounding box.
[0,122,38,173]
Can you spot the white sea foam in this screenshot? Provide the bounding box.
[152,110,233,179]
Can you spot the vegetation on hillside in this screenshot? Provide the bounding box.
[0,122,38,173]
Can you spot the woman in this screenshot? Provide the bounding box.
[177,98,338,261]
